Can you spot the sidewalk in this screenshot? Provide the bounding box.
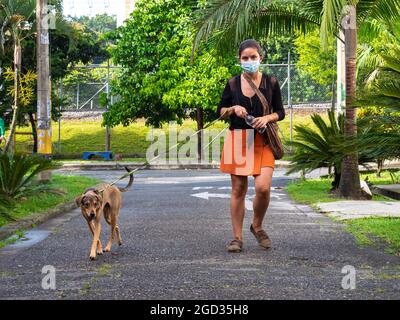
[317,200,400,220]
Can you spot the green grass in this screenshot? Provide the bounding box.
[11,114,321,158]
[362,169,400,185]
[344,217,400,256]
[0,174,100,228]
[285,171,400,256]
[0,230,26,249]
[285,170,399,209]
[285,177,337,209]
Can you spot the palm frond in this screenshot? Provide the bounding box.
[379,48,400,74]
[0,153,61,199]
[358,0,400,25]
[192,0,318,56]
[374,80,400,99]
[358,17,388,41]
[286,111,346,175]
[357,44,380,71]
[319,0,347,48]
[359,45,400,110]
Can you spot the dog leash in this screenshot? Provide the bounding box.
[100,103,289,192]
[98,108,231,192]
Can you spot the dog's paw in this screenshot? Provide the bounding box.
[104,246,111,252]
[89,254,96,260]
[97,250,103,255]
[118,241,123,246]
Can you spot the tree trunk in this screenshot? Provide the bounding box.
[196,107,204,162]
[338,5,362,199]
[331,166,341,190]
[4,40,21,154]
[28,111,38,153]
[376,159,383,177]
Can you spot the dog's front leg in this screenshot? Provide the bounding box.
[87,219,103,255]
[90,221,102,260]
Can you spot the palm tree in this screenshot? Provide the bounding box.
[286,111,346,190]
[0,0,35,153]
[286,110,376,190]
[192,0,400,199]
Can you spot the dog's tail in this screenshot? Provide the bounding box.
[118,166,134,192]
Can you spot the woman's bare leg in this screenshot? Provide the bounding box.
[230,174,248,240]
[252,167,274,232]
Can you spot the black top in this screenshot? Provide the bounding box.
[217,73,285,130]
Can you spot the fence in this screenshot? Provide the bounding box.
[50,54,335,156]
[58,64,121,110]
[57,55,335,111]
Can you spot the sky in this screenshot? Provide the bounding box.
[62,0,122,18]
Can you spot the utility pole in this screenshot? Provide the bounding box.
[36,0,52,181]
[105,58,111,152]
[337,29,346,117]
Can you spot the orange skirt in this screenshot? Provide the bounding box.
[220,129,275,176]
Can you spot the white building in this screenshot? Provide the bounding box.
[117,0,136,26]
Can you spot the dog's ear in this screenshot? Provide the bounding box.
[94,193,102,203]
[75,195,83,207]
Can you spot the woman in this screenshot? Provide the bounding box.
[217,39,285,253]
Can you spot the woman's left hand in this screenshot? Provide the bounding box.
[252,115,271,130]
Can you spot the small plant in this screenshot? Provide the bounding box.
[0,153,61,202]
[286,111,345,190]
[389,171,400,184]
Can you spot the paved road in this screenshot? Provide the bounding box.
[0,168,399,299]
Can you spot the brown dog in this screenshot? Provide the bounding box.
[75,167,134,260]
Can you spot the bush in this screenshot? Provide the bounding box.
[0,153,61,203]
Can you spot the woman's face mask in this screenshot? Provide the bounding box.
[240,50,261,73]
[241,60,260,73]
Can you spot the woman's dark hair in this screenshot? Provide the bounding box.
[238,39,263,57]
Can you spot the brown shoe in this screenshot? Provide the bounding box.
[250,224,272,249]
[227,239,243,253]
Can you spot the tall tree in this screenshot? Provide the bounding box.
[0,0,35,153]
[0,0,106,153]
[69,14,117,34]
[103,0,238,160]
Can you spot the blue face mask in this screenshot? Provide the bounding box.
[241,60,260,73]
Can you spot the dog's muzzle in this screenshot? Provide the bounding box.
[89,212,96,220]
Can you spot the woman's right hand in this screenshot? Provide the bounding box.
[231,105,248,118]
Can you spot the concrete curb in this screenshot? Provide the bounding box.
[59,161,292,170]
[0,200,78,242]
[372,185,400,200]
[59,161,400,171]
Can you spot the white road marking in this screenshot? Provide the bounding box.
[191,192,231,200]
[192,186,214,190]
[190,191,254,210]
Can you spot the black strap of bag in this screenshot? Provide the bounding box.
[242,73,284,160]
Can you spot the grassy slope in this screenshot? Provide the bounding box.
[12,115,324,157]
